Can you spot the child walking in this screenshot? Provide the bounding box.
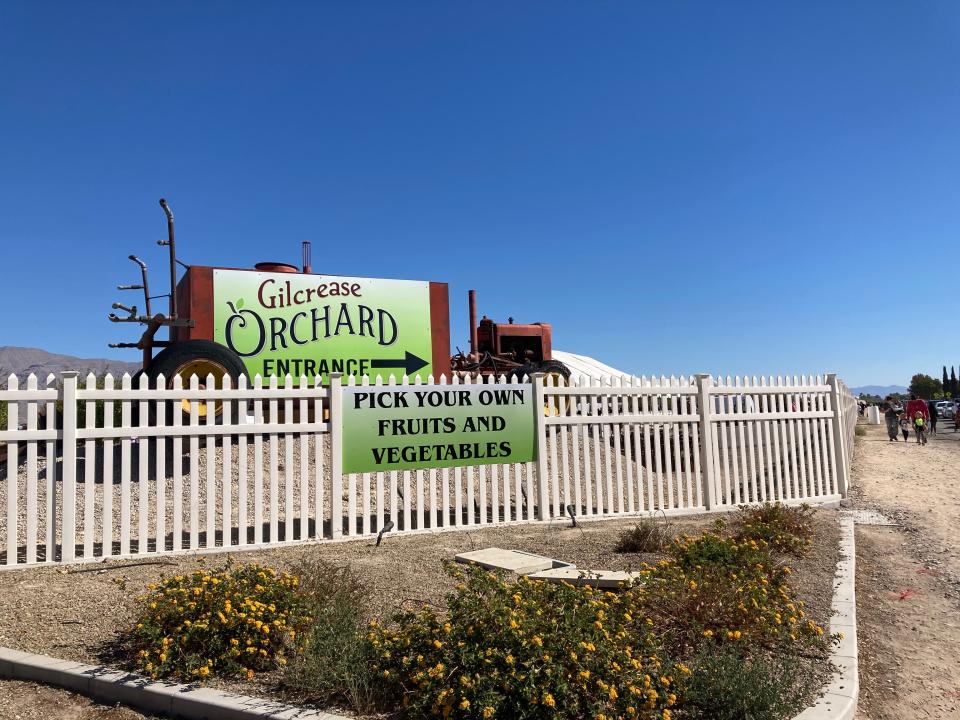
[900,416,910,443]
[914,412,928,445]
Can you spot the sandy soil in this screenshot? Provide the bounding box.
[0,679,155,720]
[850,423,960,719]
[0,509,840,718]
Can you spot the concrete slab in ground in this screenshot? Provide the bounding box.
[846,510,897,526]
[527,566,642,589]
[454,548,569,575]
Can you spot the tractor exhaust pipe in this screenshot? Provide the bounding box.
[158,199,178,320]
[468,289,478,356]
[302,241,312,274]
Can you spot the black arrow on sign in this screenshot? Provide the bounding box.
[370,351,429,376]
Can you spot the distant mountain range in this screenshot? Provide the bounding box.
[850,384,908,397]
[0,346,141,382]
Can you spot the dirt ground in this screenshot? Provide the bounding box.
[0,508,841,718]
[851,423,960,720]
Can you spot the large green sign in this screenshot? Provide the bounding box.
[341,384,536,473]
[213,270,434,383]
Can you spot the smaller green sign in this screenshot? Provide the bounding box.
[341,384,536,473]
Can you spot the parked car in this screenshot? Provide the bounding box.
[935,400,956,419]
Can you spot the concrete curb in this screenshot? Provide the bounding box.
[793,512,858,720]
[0,648,351,720]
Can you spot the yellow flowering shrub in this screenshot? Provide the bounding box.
[127,563,309,680]
[629,531,827,659]
[368,564,678,720]
[732,502,814,556]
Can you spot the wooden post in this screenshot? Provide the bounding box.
[826,373,849,497]
[531,372,551,520]
[695,374,717,511]
[329,373,344,539]
[60,371,78,562]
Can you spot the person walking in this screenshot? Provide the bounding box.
[926,399,938,436]
[900,415,911,443]
[914,412,928,445]
[884,402,901,442]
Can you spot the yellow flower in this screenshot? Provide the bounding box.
[459,699,470,709]
[543,693,555,707]
[482,708,495,719]
[702,629,713,637]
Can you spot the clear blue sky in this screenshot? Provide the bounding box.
[2,2,958,386]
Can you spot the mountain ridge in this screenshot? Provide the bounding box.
[0,346,141,382]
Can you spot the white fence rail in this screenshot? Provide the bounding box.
[0,370,857,568]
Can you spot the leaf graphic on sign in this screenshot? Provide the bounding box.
[236,298,245,309]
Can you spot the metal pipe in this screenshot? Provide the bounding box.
[159,199,178,320]
[128,255,152,317]
[302,241,312,273]
[468,289,478,356]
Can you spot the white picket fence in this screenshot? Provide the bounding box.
[0,370,856,568]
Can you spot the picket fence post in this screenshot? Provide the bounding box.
[695,374,717,510]
[531,372,550,521]
[329,373,344,539]
[59,371,78,562]
[825,373,848,497]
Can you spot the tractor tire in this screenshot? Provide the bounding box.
[145,340,247,424]
[535,360,572,382]
[510,360,572,384]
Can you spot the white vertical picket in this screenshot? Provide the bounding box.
[172,375,183,552]
[620,376,635,513]
[374,374,386,533]
[311,374,324,539]
[452,374,462,527]
[558,376,572,516]
[569,378,583,516]
[329,373,344,540]
[204,373,217,548]
[22,376,37,564]
[253,376,265,544]
[579,376,594,516]
[268,375,279,542]
[297,375,310,540]
[119,374,132,556]
[189,374,200,550]
[44,374,58,561]
[81,373,96,559]
[640,377,654,511]
[5,376,18,565]
[155,377,166,552]
[284,375,295,541]
[237,375,248,546]
[221,375,233,547]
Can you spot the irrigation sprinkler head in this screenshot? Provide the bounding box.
[376,520,395,547]
[566,504,577,528]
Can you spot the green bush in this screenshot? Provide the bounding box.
[615,517,672,554]
[369,564,680,720]
[284,558,384,713]
[680,645,824,720]
[732,503,814,556]
[127,563,310,680]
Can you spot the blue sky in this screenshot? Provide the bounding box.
[2,2,958,386]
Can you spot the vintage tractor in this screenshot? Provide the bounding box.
[109,200,569,418]
[449,290,570,382]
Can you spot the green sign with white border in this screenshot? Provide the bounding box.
[342,383,536,473]
[212,269,434,383]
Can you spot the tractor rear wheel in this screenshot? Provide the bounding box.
[511,360,572,415]
[145,340,247,422]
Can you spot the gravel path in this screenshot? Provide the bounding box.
[848,424,960,719]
